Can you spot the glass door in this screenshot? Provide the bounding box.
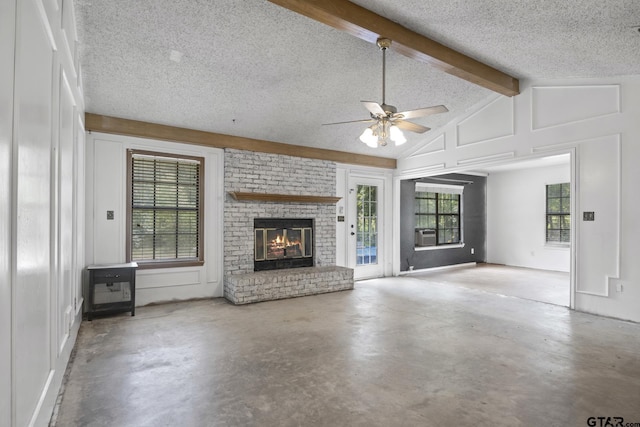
[357,184,378,266]
[348,177,384,279]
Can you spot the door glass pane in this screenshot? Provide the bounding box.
[357,184,378,266]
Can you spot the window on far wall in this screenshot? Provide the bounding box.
[415,188,461,245]
[546,182,570,244]
[127,150,204,268]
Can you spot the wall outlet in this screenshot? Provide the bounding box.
[616,283,623,293]
[107,210,114,220]
[471,248,475,255]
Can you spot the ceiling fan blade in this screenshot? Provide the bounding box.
[322,118,375,126]
[395,105,448,120]
[394,120,430,134]
[361,101,386,116]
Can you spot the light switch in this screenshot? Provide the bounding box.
[107,210,114,220]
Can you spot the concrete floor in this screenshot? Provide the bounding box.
[53,275,640,427]
[408,263,570,306]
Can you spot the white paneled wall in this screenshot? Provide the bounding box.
[2,0,85,425]
[576,135,620,296]
[85,133,225,305]
[397,77,640,322]
[0,1,16,425]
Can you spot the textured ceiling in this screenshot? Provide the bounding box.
[74,0,640,159]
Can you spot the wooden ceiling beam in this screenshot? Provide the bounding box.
[268,0,520,97]
[85,113,397,169]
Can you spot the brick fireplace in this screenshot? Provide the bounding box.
[223,149,353,304]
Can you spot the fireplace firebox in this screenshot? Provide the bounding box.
[254,218,313,271]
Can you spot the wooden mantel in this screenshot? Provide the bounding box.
[228,192,341,204]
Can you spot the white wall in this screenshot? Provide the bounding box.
[2,0,85,424]
[396,76,640,323]
[487,164,571,272]
[85,133,225,304]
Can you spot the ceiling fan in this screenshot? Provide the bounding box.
[324,38,448,148]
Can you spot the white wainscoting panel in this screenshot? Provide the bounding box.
[576,134,620,296]
[531,85,620,130]
[137,269,202,289]
[93,139,124,264]
[408,134,445,158]
[456,96,514,147]
[13,0,55,424]
[60,0,77,78]
[457,152,515,167]
[57,68,75,356]
[0,0,15,424]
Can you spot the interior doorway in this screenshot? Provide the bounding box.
[399,153,573,307]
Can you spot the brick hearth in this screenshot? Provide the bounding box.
[224,266,353,305]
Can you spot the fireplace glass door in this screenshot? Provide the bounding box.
[254,218,313,271]
[264,228,305,259]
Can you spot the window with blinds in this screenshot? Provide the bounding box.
[127,150,204,267]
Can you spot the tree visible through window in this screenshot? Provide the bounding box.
[356,185,378,265]
[415,191,461,245]
[127,150,204,267]
[546,182,570,244]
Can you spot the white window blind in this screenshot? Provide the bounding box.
[129,152,202,263]
[415,182,464,195]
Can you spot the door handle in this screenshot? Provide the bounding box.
[350,232,355,236]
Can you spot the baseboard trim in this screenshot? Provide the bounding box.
[399,262,477,276]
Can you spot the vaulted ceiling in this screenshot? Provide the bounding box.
[74,0,640,159]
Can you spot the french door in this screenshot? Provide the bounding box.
[348,177,384,279]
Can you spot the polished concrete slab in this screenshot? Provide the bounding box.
[407,263,570,306]
[53,276,640,426]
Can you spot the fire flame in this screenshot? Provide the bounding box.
[270,234,300,248]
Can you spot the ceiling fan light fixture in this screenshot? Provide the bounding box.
[390,125,407,146]
[378,119,390,146]
[323,37,447,149]
[359,126,378,147]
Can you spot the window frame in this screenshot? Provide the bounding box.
[545,182,570,246]
[126,149,205,269]
[415,190,462,246]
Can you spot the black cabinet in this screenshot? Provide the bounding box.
[86,262,138,321]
